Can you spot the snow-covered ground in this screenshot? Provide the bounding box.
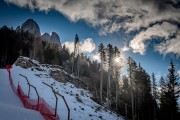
[0,69,44,120]
[10,57,124,120]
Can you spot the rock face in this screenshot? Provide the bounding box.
[21,19,62,48]
[41,32,62,48]
[41,33,51,42]
[21,19,41,37]
[50,32,62,47]
[16,26,21,32]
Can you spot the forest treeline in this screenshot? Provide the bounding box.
[0,26,70,67]
[0,26,179,120]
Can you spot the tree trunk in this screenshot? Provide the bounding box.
[109,69,112,108]
[130,75,134,120]
[100,63,103,102]
[107,69,110,107]
[77,55,79,78]
[116,70,119,110]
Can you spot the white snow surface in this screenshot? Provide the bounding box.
[9,57,124,120]
[0,69,44,120]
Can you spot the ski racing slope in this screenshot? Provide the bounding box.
[9,56,124,120]
[0,69,44,120]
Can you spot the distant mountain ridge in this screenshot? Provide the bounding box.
[17,19,62,48]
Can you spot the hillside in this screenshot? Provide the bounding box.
[9,56,124,120]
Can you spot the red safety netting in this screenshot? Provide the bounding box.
[6,66,59,120]
[17,85,39,110]
[39,98,59,120]
[17,84,59,120]
[6,65,17,95]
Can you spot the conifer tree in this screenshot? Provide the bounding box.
[127,57,136,120]
[160,59,179,120]
[107,44,114,107]
[99,43,105,102]
[72,34,80,77]
[151,73,158,120]
[113,46,121,110]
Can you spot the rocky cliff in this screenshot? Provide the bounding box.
[21,19,41,37]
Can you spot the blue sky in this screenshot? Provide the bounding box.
[0,0,180,80]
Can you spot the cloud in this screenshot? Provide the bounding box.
[63,38,96,54]
[155,31,180,56]
[80,38,96,53]
[5,0,180,56]
[4,0,180,34]
[121,45,130,52]
[63,41,74,53]
[91,52,100,62]
[129,22,178,55]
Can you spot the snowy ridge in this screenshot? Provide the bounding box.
[11,56,124,120]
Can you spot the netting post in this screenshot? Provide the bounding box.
[30,85,40,111]
[55,92,70,120]
[42,82,58,117]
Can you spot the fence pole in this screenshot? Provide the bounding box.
[42,82,58,117]
[19,74,40,110]
[19,74,30,97]
[30,85,40,111]
[55,92,70,120]
[42,82,70,120]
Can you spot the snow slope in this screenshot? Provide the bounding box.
[0,102,44,120]
[0,69,23,107]
[0,69,44,120]
[10,56,124,120]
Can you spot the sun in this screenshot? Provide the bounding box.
[114,57,120,63]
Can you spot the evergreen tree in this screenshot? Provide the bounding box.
[160,59,179,120]
[127,57,154,120]
[152,73,158,120]
[159,76,166,94]
[72,34,80,77]
[113,46,121,110]
[107,44,114,107]
[99,43,105,102]
[152,73,158,99]
[127,57,136,120]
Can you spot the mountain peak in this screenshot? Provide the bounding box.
[21,19,41,37]
[41,32,62,48]
[50,32,62,48]
[41,32,51,42]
